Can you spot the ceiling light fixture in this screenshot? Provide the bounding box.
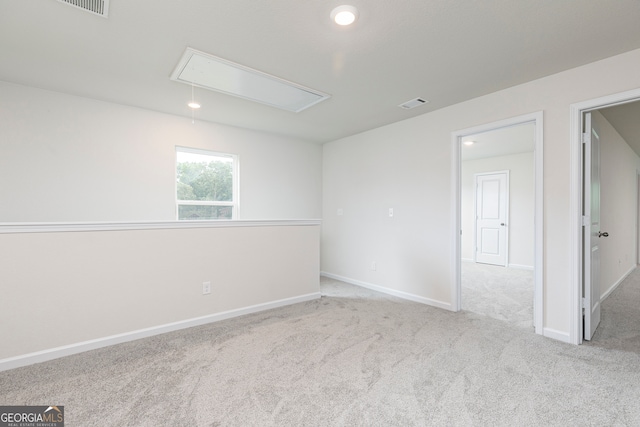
[331,5,358,26]
[188,79,200,110]
[463,141,475,146]
[188,81,200,123]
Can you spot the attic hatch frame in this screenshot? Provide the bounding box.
[170,48,331,113]
[57,0,109,17]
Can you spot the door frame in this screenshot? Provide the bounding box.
[569,88,640,344]
[451,111,543,335]
[637,170,640,266]
[474,170,510,266]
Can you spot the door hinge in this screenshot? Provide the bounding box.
[581,297,587,310]
[582,132,590,145]
[582,215,589,226]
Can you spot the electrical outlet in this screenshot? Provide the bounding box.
[202,281,211,295]
[389,208,394,218]
[337,208,344,216]
[371,261,377,271]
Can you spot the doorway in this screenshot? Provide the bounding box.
[452,112,544,335]
[570,89,640,344]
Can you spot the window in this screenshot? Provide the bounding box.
[176,147,238,220]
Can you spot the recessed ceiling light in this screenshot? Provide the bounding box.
[331,5,358,26]
[463,140,475,146]
[188,102,201,109]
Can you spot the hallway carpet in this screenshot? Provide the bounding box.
[589,266,640,353]
[461,262,533,329]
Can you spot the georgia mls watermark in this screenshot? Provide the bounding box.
[0,406,64,427]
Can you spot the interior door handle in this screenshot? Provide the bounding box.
[598,231,609,238]
[500,223,505,226]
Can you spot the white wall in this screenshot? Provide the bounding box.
[322,48,640,339]
[0,222,320,365]
[0,81,322,222]
[461,152,534,268]
[595,111,640,298]
[0,81,324,369]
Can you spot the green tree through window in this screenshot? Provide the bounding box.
[176,148,237,220]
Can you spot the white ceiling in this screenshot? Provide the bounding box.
[461,122,535,161]
[2,0,640,143]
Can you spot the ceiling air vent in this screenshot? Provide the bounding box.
[399,97,429,109]
[57,0,109,18]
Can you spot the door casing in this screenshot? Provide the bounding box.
[451,111,544,335]
[637,171,640,266]
[570,88,640,344]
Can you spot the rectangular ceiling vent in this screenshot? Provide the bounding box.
[57,0,109,18]
[399,97,429,110]
[170,48,330,113]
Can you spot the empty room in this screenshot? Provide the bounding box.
[2,1,640,425]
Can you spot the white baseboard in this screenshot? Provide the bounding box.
[601,265,636,301]
[508,263,534,271]
[321,271,452,311]
[543,327,571,343]
[0,292,321,372]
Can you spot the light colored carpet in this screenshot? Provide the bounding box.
[588,266,640,353]
[461,262,533,329]
[1,276,640,426]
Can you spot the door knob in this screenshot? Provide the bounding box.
[500,223,505,226]
[598,231,609,238]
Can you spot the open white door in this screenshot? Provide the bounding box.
[475,171,509,266]
[584,112,607,340]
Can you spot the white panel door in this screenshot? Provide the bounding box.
[584,112,606,340]
[475,172,509,266]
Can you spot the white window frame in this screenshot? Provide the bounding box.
[175,146,239,220]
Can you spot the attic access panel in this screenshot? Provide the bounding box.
[170,48,330,113]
